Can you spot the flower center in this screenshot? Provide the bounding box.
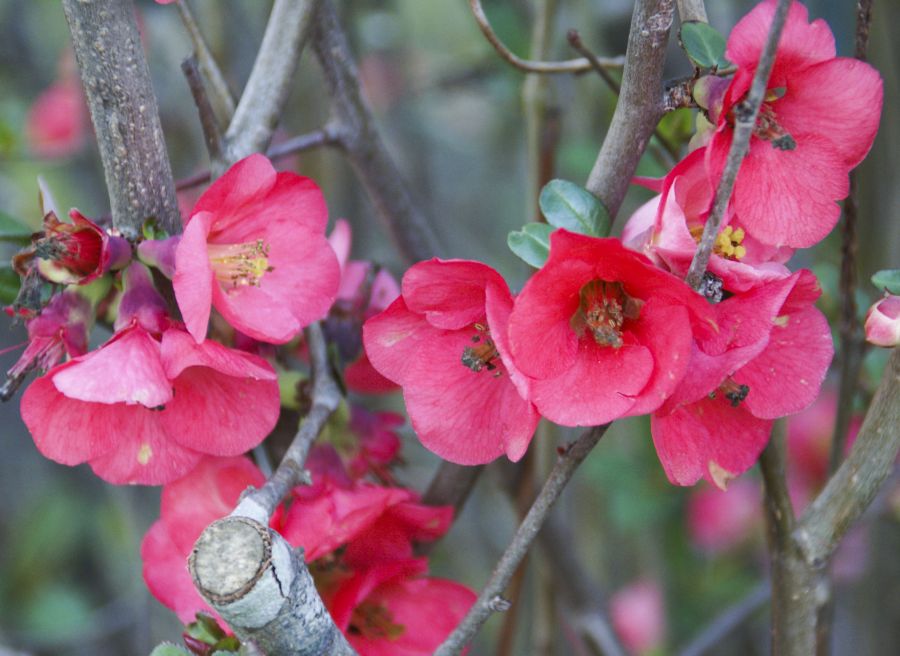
[461,322,502,376]
[348,600,405,640]
[571,280,643,348]
[753,102,796,151]
[710,377,750,407]
[207,240,272,289]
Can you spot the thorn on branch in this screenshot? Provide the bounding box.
[489,596,512,612]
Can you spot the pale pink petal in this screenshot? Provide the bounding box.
[173,211,215,342]
[51,327,171,407]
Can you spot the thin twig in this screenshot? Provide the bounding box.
[759,421,795,539]
[223,0,319,166]
[676,0,708,24]
[312,0,442,264]
[677,582,770,656]
[434,425,609,656]
[469,0,623,74]
[829,0,874,474]
[584,0,676,219]
[684,0,792,289]
[182,55,225,163]
[241,323,341,518]
[174,127,342,191]
[175,0,235,128]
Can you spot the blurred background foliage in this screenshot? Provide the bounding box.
[0,0,897,654]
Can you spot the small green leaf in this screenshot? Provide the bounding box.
[0,211,34,245]
[539,180,609,237]
[0,265,21,305]
[149,644,192,656]
[680,21,730,70]
[508,223,554,268]
[185,612,226,645]
[871,269,900,295]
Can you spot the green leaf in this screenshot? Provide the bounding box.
[0,265,21,305]
[185,612,227,645]
[680,21,730,70]
[508,223,554,268]
[149,644,192,656]
[0,211,34,245]
[871,269,900,295]
[538,180,609,237]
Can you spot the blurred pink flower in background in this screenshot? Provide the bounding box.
[611,579,666,655]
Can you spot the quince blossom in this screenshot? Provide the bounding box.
[864,294,900,348]
[364,259,539,464]
[706,0,883,248]
[508,231,715,426]
[21,264,280,484]
[174,154,340,344]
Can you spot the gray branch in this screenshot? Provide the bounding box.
[312,0,442,264]
[676,0,708,24]
[434,426,609,656]
[684,0,791,289]
[222,0,319,167]
[61,0,180,238]
[584,0,675,220]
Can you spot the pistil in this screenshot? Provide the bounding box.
[571,280,642,348]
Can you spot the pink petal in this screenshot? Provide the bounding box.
[51,327,171,407]
[329,560,428,632]
[161,327,277,381]
[531,340,653,427]
[211,282,301,344]
[363,297,436,386]
[652,397,773,487]
[328,218,353,269]
[402,259,504,330]
[173,211,215,342]
[190,154,276,229]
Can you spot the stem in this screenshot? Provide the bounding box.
[468,0,624,74]
[175,0,236,128]
[676,0,708,23]
[182,55,225,163]
[828,0,874,474]
[584,0,676,220]
[434,425,609,656]
[312,0,442,264]
[61,0,180,238]
[240,323,341,519]
[684,0,792,290]
[222,0,319,166]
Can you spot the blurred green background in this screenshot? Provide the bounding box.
[0,0,897,654]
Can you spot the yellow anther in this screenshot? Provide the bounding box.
[733,245,746,259]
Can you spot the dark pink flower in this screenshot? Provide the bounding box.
[141,455,267,623]
[623,149,793,293]
[651,270,833,487]
[364,259,540,464]
[864,294,900,347]
[26,79,87,159]
[4,290,91,392]
[21,264,280,484]
[611,580,666,655]
[706,0,883,248]
[687,479,762,554]
[173,154,340,344]
[508,231,716,426]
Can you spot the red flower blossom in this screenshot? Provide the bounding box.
[141,455,267,623]
[651,270,832,487]
[21,264,280,484]
[173,154,340,344]
[363,259,540,464]
[864,294,900,347]
[706,0,883,248]
[26,78,87,159]
[508,231,715,426]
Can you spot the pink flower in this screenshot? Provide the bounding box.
[15,210,130,286]
[327,219,400,394]
[174,154,340,344]
[26,79,87,159]
[364,259,540,464]
[21,264,280,484]
[4,291,91,394]
[706,0,883,248]
[611,580,666,655]
[508,231,716,426]
[623,149,793,293]
[651,270,833,487]
[687,479,762,554]
[141,456,267,623]
[864,294,900,347]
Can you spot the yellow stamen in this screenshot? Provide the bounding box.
[207,239,272,289]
